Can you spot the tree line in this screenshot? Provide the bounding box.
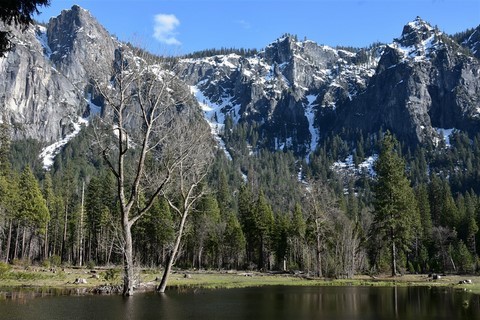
[2,118,480,280]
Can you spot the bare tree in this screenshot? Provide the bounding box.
[93,48,200,296]
[157,113,213,293]
[305,179,339,277]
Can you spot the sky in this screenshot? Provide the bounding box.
[34,0,480,56]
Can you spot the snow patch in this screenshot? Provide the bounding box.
[39,117,88,170]
[35,26,52,58]
[304,94,319,161]
[434,128,455,147]
[190,85,234,160]
[85,93,102,118]
[332,154,378,177]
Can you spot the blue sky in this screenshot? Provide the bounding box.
[35,0,480,55]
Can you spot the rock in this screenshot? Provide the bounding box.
[74,278,88,284]
[1,7,479,165]
[459,279,472,284]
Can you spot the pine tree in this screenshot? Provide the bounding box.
[222,211,246,269]
[254,190,274,270]
[371,133,420,276]
[0,122,11,176]
[18,167,49,231]
[238,185,257,265]
[17,167,49,260]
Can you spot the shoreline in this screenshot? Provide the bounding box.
[1,267,479,296]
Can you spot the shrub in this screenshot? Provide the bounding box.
[41,259,51,268]
[49,255,61,267]
[86,260,95,269]
[104,268,120,284]
[0,262,12,278]
[11,258,30,267]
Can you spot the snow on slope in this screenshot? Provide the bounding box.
[35,26,52,59]
[190,85,234,160]
[434,128,455,147]
[332,154,378,177]
[39,117,88,170]
[304,94,319,160]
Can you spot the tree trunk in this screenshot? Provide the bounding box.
[198,246,203,269]
[391,227,397,277]
[27,231,34,261]
[21,227,26,259]
[44,222,49,260]
[13,224,19,260]
[79,181,84,266]
[122,220,135,296]
[5,219,12,262]
[158,211,188,293]
[61,204,68,263]
[316,233,322,277]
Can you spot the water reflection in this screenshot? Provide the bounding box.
[0,285,478,320]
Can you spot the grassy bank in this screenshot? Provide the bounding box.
[1,265,480,295]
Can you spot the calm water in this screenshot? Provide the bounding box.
[0,286,478,320]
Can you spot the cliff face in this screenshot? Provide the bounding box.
[180,36,379,154]
[0,5,119,143]
[180,18,480,154]
[1,7,479,160]
[336,18,480,145]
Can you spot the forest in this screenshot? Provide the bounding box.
[1,114,480,280]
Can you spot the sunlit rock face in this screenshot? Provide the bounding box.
[1,8,479,161]
[180,18,480,155]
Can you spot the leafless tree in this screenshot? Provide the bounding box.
[305,179,338,277]
[304,180,365,278]
[157,113,213,293]
[92,48,206,296]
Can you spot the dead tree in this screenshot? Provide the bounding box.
[93,49,196,296]
[157,112,213,293]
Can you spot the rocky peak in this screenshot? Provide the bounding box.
[463,26,480,59]
[46,5,118,83]
[397,17,436,47]
[264,35,297,65]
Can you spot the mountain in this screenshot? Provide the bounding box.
[455,25,480,59]
[336,18,480,146]
[0,5,117,144]
[180,17,480,156]
[180,35,381,156]
[1,6,479,165]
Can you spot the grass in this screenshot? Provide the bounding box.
[1,266,480,296]
[163,272,480,294]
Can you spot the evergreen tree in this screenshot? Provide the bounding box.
[371,133,420,276]
[222,211,246,269]
[289,203,306,269]
[0,0,50,55]
[254,190,274,270]
[18,167,49,231]
[0,122,11,176]
[238,185,257,265]
[17,167,49,260]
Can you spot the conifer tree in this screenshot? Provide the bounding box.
[254,190,274,270]
[238,185,256,264]
[371,133,420,276]
[17,167,49,260]
[222,211,245,269]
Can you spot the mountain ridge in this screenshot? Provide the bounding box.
[0,6,479,165]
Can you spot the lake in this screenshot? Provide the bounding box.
[0,285,478,320]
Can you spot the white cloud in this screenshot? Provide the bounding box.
[153,14,181,45]
[236,20,251,29]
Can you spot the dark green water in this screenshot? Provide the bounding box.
[0,286,478,320]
